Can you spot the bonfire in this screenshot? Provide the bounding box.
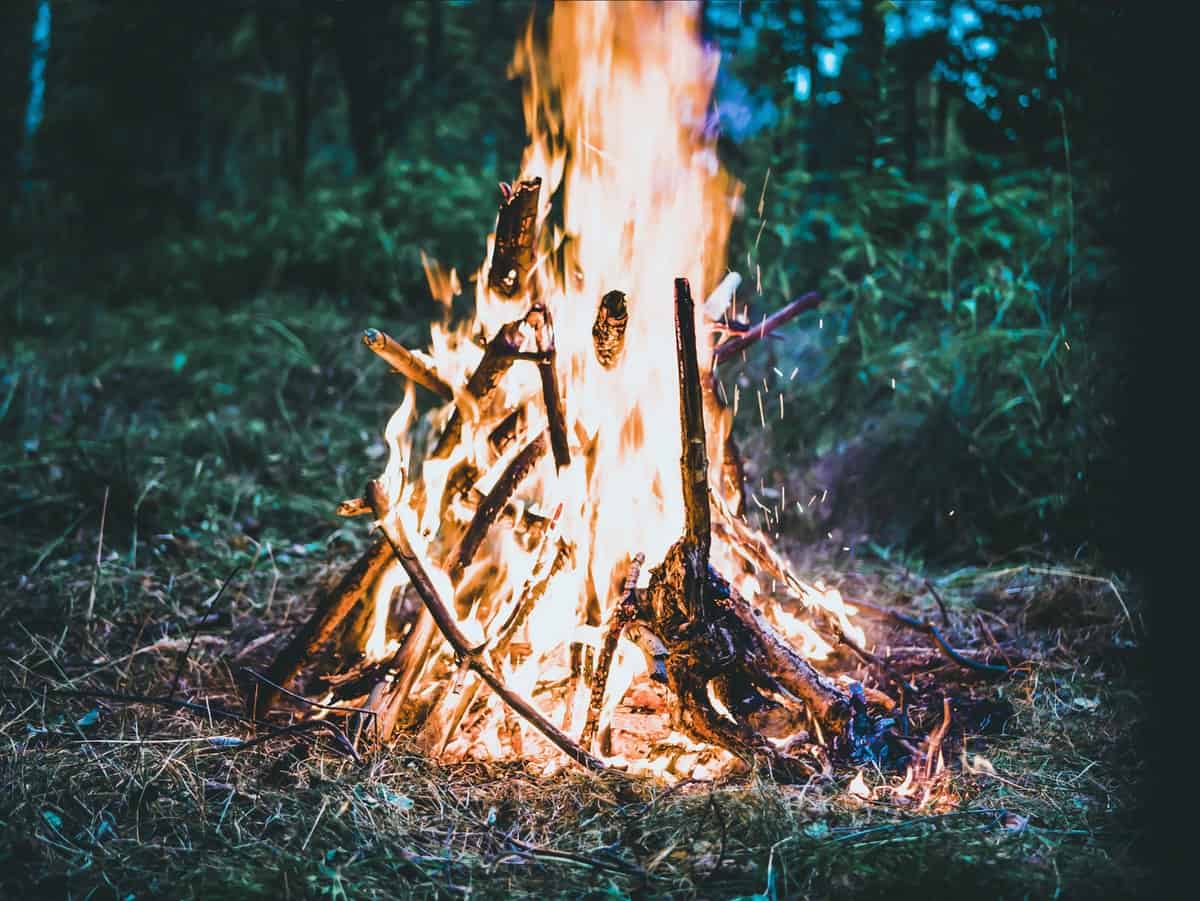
[246,1,1002,786]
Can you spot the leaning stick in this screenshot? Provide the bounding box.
[488,178,541,298]
[429,318,525,460]
[365,480,609,772]
[448,433,548,583]
[362,329,455,401]
[252,536,392,718]
[581,553,644,751]
[712,291,822,365]
[675,277,712,622]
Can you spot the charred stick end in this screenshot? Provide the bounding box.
[539,356,571,470]
[592,290,629,369]
[488,177,541,297]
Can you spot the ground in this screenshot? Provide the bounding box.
[1,293,1152,898]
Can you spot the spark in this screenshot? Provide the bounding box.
[821,489,828,503]
[733,384,740,416]
[891,377,896,390]
[772,367,783,378]
[819,318,823,329]
[789,367,798,380]
[757,390,766,428]
[757,166,771,217]
[779,392,784,420]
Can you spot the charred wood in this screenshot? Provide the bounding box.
[488,178,541,298]
[592,290,629,369]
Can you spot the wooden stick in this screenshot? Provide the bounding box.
[362,328,455,401]
[429,318,525,460]
[674,278,711,623]
[365,480,609,772]
[580,553,644,750]
[712,291,822,365]
[528,305,571,470]
[448,433,548,583]
[252,536,391,718]
[488,407,526,458]
[488,178,541,298]
[592,290,629,369]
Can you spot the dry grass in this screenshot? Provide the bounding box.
[1,292,1151,898]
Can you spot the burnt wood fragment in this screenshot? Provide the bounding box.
[592,290,629,368]
[488,178,541,298]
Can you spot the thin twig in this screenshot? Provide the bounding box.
[846,597,1008,675]
[169,565,243,700]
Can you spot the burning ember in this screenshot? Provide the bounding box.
[247,1,995,785]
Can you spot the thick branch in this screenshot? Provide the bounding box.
[713,291,822,365]
[362,328,455,401]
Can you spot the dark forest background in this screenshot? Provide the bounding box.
[1,0,1136,572]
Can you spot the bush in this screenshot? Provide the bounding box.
[726,159,1123,559]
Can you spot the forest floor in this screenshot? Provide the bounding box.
[1,294,1153,899]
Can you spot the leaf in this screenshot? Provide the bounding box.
[379,787,413,810]
[76,709,100,729]
[42,810,63,831]
[802,821,830,840]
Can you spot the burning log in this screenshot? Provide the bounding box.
[674,278,711,617]
[365,479,608,772]
[251,536,392,719]
[713,291,822,366]
[592,290,629,369]
[362,328,456,402]
[488,178,541,298]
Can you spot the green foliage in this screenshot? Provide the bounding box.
[728,159,1121,557]
[139,156,497,305]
